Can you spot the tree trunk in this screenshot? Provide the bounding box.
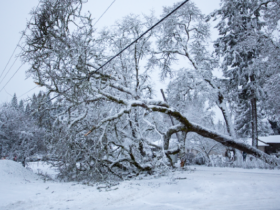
[218,102,236,138]
[251,97,258,148]
[160,89,180,145]
[217,93,240,162]
[93,92,280,166]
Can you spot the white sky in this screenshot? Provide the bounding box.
[0,0,220,104]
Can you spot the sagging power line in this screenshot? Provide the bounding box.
[89,0,190,76]
[0,0,116,100]
[0,1,42,84]
[0,42,22,82]
[18,86,39,99]
[0,58,18,86]
[0,64,24,94]
[36,0,191,105]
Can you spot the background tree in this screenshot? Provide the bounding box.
[153,1,237,139]
[11,93,18,109]
[0,102,45,165]
[18,100,24,112]
[210,0,271,147]
[258,0,280,132]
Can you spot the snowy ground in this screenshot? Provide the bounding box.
[1,160,280,210]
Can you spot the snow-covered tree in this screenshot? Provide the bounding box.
[264,73,280,123]
[20,0,280,180]
[11,93,18,109]
[235,100,272,138]
[153,1,237,139]
[0,104,45,165]
[25,104,31,115]
[18,100,24,112]
[210,0,272,147]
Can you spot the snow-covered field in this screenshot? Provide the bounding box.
[1,160,280,210]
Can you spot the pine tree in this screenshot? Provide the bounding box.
[25,104,31,115]
[211,0,267,147]
[0,103,45,162]
[30,93,39,120]
[11,93,18,109]
[235,101,252,138]
[235,100,273,138]
[18,100,24,112]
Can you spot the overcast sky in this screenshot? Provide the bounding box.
[0,0,220,104]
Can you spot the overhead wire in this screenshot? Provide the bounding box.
[0,40,22,81]
[43,0,189,104]
[89,0,189,75]
[0,64,25,94]
[1,0,116,102]
[0,0,42,91]
[32,0,190,106]
[0,58,19,85]
[4,88,13,97]
[92,0,116,28]
[18,86,39,99]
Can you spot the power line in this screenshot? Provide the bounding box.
[0,0,41,83]
[0,57,18,86]
[1,0,115,102]
[0,40,22,81]
[41,0,118,104]
[41,0,190,105]
[3,88,13,97]
[0,64,24,94]
[93,0,116,28]
[89,0,190,76]
[18,86,39,99]
[44,86,73,104]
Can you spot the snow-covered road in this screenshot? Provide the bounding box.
[1,160,280,210]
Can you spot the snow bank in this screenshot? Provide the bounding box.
[1,162,280,210]
[0,160,43,209]
[0,160,40,184]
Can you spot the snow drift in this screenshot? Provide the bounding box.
[0,160,40,184]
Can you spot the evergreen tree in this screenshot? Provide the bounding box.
[36,92,53,129]
[30,93,39,120]
[235,101,252,138]
[0,103,45,162]
[263,71,280,126]
[235,100,273,138]
[211,0,267,147]
[18,100,24,112]
[25,104,31,115]
[11,93,18,109]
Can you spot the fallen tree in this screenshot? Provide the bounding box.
[20,0,279,181]
[89,88,280,167]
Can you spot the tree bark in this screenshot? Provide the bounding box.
[160,89,180,140]
[217,92,236,138]
[251,97,258,148]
